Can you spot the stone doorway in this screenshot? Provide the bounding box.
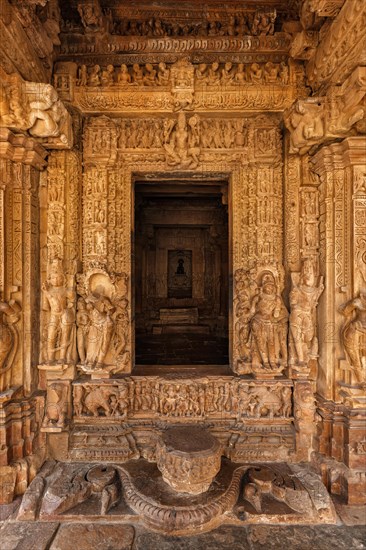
[134,180,229,366]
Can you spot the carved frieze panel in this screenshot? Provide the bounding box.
[55,59,299,113]
[72,377,293,421]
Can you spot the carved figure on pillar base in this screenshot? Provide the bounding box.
[249,272,288,377]
[339,290,366,385]
[42,259,77,366]
[289,258,324,374]
[41,382,69,432]
[0,300,21,392]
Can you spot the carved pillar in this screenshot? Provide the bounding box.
[0,129,47,505]
[312,136,366,504]
[312,138,365,397]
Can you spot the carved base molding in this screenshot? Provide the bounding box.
[0,390,46,504]
[17,459,336,535]
[316,395,366,504]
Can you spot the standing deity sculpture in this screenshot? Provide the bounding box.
[42,259,77,365]
[339,289,366,384]
[289,258,324,369]
[84,294,115,369]
[249,272,288,372]
[0,299,21,392]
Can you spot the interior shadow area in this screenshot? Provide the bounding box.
[134,180,229,367]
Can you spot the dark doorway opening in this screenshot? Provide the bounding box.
[134,180,229,366]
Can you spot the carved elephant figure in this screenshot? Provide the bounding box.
[84,386,114,417]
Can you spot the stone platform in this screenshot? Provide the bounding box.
[14,459,337,536]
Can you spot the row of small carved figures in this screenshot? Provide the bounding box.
[75,61,290,88]
[73,382,292,419]
[66,12,277,38]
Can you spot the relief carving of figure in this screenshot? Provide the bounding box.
[27,84,68,141]
[286,99,325,154]
[42,259,77,365]
[339,289,366,384]
[163,112,200,169]
[0,300,21,392]
[249,272,288,372]
[42,382,68,430]
[289,259,324,368]
[85,294,115,368]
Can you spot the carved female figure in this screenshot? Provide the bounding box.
[85,294,115,368]
[0,300,21,392]
[339,289,366,384]
[289,259,324,367]
[42,261,76,364]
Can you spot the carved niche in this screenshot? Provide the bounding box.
[76,264,130,376]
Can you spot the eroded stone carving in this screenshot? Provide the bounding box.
[156,426,222,494]
[41,382,68,432]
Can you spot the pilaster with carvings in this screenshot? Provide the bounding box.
[0,129,47,505]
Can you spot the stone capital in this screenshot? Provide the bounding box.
[0,68,73,149]
[0,128,47,170]
[284,67,366,154]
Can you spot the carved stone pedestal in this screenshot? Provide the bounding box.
[156,426,222,494]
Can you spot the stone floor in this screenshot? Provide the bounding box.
[0,520,366,550]
[135,333,229,365]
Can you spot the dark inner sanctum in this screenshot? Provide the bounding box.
[134,181,229,366]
